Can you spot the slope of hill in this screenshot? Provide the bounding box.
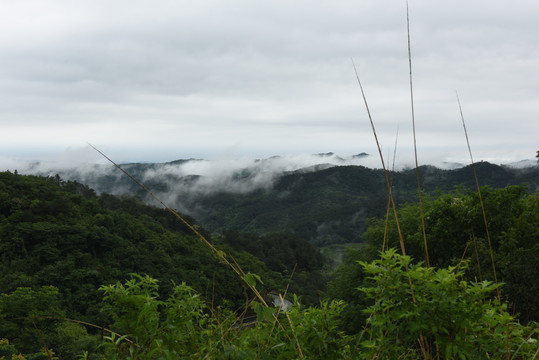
[23,157,539,245]
[191,162,539,245]
[0,172,326,323]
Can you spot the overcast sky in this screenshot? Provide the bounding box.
[1,0,538,168]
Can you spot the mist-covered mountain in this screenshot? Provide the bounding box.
[20,152,373,198]
[18,153,539,245]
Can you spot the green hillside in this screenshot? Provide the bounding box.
[0,171,537,359]
[51,161,539,245]
[186,162,539,244]
[0,172,325,322]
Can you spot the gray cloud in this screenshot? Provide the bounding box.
[0,0,538,165]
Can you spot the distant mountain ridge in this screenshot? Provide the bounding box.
[24,154,539,246]
[189,162,539,245]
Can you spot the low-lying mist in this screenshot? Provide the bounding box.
[2,151,376,195]
[1,147,535,216]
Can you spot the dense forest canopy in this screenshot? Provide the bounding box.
[329,185,539,331]
[0,172,326,347]
[33,161,539,245]
[0,168,538,359]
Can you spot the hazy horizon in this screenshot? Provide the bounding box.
[1,145,536,174]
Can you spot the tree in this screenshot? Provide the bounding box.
[0,171,300,323]
[0,285,95,358]
[358,249,537,359]
[359,185,539,323]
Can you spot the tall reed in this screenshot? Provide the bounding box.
[406,1,430,268]
[456,93,499,299]
[88,144,271,308]
[353,3,506,358]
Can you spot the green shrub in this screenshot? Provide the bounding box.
[358,249,537,359]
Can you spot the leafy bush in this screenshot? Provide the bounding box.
[358,249,537,359]
[361,186,539,323]
[99,274,213,359]
[98,274,354,359]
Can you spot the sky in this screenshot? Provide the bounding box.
[1,0,538,170]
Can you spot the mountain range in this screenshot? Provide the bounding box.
[24,154,539,245]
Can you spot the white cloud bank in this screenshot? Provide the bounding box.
[0,0,538,165]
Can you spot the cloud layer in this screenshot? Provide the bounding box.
[1,1,538,164]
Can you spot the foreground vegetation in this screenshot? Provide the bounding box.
[1,252,537,359]
[1,171,538,358]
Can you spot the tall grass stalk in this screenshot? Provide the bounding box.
[351,59,406,256]
[355,5,513,357]
[382,131,399,252]
[27,316,138,347]
[280,293,305,359]
[265,264,297,346]
[406,1,430,268]
[455,93,500,299]
[88,144,311,358]
[353,46,430,358]
[88,144,271,308]
[406,9,430,350]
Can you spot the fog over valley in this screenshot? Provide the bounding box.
[2,146,537,245]
[1,151,375,204]
[2,148,537,199]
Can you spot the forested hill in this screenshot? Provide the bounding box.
[30,161,539,246]
[194,162,539,245]
[1,170,538,358]
[0,172,326,324]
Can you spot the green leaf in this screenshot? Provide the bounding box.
[244,272,263,288]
